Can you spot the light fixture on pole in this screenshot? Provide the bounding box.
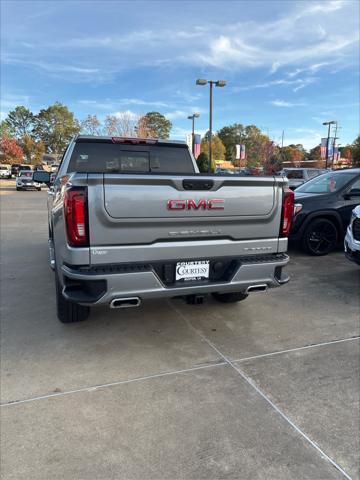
[196,78,226,173]
[187,113,200,156]
[322,120,336,169]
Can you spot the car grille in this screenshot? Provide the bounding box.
[353,218,360,241]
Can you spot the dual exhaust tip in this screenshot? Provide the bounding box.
[246,284,268,293]
[110,284,267,309]
[110,297,141,309]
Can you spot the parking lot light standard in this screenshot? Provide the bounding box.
[196,79,226,173]
[322,120,336,169]
[187,113,200,156]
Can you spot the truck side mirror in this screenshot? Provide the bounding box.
[33,170,51,185]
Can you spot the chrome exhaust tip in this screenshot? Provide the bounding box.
[110,297,141,309]
[246,284,268,293]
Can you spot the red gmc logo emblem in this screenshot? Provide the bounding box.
[167,199,225,210]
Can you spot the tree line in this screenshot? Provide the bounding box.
[0,103,172,165]
[0,102,359,169]
[197,124,360,172]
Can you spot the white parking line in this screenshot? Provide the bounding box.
[233,336,360,363]
[0,361,227,408]
[170,303,353,480]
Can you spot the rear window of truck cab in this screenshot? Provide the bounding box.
[67,141,195,174]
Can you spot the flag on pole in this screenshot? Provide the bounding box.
[236,144,241,160]
[193,134,201,159]
[320,138,327,159]
[240,144,246,160]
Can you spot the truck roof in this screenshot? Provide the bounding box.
[75,135,187,147]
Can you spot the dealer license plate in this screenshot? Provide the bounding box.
[176,260,210,281]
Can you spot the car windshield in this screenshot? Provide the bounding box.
[0,166,9,170]
[19,171,33,178]
[295,171,357,194]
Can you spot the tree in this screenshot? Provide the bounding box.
[282,144,305,166]
[200,135,225,161]
[142,112,172,139]
[4,106,34,139]
[1,120,12,138]
[0,136,24,164]
[351,136,360,167]
[307,145,323,168]
[218,123,244,162]
[21,134,45,164]
[33,102,80,155]
[104,112,139,137]
[135,115,155,138]
[263,146,283,174]
[196,152,209,173]
[81,115,102,135]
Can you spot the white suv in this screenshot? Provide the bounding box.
[16,171,42,191]
[344,205,360,265]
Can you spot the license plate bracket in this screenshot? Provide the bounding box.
[175,260,210,281]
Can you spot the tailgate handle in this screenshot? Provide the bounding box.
[183,179,213,190]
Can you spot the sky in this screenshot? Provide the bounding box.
[1,0,359,150]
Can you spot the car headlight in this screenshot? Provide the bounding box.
[294,203,302,215]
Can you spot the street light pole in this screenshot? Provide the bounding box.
[332,122,338,168]
[209,81,213,173]
[187,113,199,155]
[196,78,226,173]
[322,120,336,169]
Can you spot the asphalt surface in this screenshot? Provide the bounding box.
[1,180,359,480]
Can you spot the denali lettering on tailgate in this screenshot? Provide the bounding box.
[167,199,225,210]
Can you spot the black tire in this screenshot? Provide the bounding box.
[16,187,21,191]
[37,187,41,191]
[55,272,90,323]
[302,218,338,256]
[212,291,248,303]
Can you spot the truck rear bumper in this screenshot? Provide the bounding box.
[60,253,290,306]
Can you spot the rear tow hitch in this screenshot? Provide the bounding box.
[185,294,206,305]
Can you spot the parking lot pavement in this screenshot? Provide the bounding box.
[1,183,359,480]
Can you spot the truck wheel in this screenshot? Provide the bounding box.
[55,273,90,323]
[212,292,248,303]
[302,218,338,256]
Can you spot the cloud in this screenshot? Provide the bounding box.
[234,76,317,92]
[3,0,356,84]
[270,99,306,107]
[122,98,169,108]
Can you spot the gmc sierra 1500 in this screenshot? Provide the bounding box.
[33,135,294,323]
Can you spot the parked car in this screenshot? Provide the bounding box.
[280,168,327,190]
[33,134,293,323]
[344,205,360,265]
[11,164,32,177]
[11,164,22,177]
[0,164,12,179]
[16,170,42,191]
[290,169,360,255]
[215,168,234,175]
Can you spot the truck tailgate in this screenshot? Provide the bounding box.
[87,174,286,254]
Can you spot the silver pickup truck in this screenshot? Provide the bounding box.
[34,135,294,323]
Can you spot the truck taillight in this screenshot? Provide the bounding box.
[64,188,88,247]
[280,187,294,237]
